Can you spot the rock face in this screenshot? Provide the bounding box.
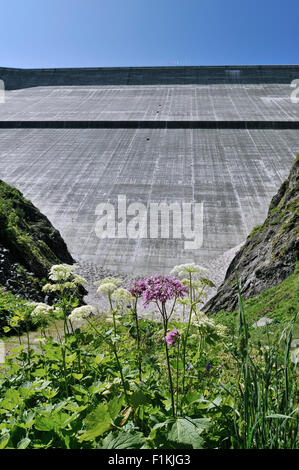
[0,180,75,300]
[204,156,299,314]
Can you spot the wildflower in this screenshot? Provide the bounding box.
[42,281,79,293]
[69,305,95,322]
[49,264,77,282]
[42,283,57,293]
[72,274,88,285]
[129,280,146,298]
[205,363,212,372]
[97,283,117,295]
[30,303,55,318]
[186,363,192,371]
[191,311,216,333]
[94,277,122,287]
[112,288,134,304]
[165,328,180,346]
[170,263,208,278]
[215,323,227,337]
[142,275,189,307]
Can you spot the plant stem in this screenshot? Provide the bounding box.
[108,293,117,336]
[112,344,130,407]
[134,299,142,381]
[176,337,180,416]
[182,273,194,394]
[162,305,176,419]
[86,317,130,406]
[26,325,30,365]
[61,344,69,397]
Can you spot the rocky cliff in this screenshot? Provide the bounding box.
[205,155,299,314]
[0,180,75,300]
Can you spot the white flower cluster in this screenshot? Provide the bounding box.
[97,282,118,295]
[72,274,88,286]
[42,264,87,293]
[94,277,122,288]
[192,311,227,338]
[42,281,79,293]
[69,305,95,323]
[171,263,208,278]
[26,302,56,318]
[112,288,134,304]
[49,264,77,282]
[95,277,123,296]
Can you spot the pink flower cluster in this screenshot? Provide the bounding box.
[141,275,189,306]
[165,328,180,346]
[129,280,146,298]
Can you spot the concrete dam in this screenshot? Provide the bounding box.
[0,65,298,275]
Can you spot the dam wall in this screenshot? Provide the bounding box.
[0,66,298,274]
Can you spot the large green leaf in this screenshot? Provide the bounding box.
[35,412,72,431]
[78,403,111,442]
[168,417,210,449]
[108,396,124,421]
[1,389,22,411]
[0,433,10,449]
[100,431,146,449]
[130,390,151,409]
[17,437,31,449]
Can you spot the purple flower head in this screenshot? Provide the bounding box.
[142,275,189,307]
[165,328,180,346]
[186,363,192,371]
[205,363,212,372]
[129,280,146,298]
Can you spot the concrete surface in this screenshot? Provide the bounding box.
[0,65,298,122]
[0,66,298,275]
[0,127,297,274]
[0,83,298,122]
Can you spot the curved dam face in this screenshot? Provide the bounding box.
[0,66,298,274]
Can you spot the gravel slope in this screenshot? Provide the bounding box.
[76,242,244,316]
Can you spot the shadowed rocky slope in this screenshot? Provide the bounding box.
[0,180,75,300]
[204,155,299,314]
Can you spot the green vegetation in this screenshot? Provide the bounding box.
[0,264,298,449]
[214,262,299,341]
[0,287,37,337]
[246,155,298,244]
[0,180,73,279]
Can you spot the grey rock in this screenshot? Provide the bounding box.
[205,157,298,314]
[252,317,273,328]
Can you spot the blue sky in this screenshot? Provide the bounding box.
[0,0,298,68]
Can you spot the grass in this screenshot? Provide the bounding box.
[0,260,298,449]
[0,287,37,337]
[0,180,72,279]
[0,275,298,449]
[214,262,299,342]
